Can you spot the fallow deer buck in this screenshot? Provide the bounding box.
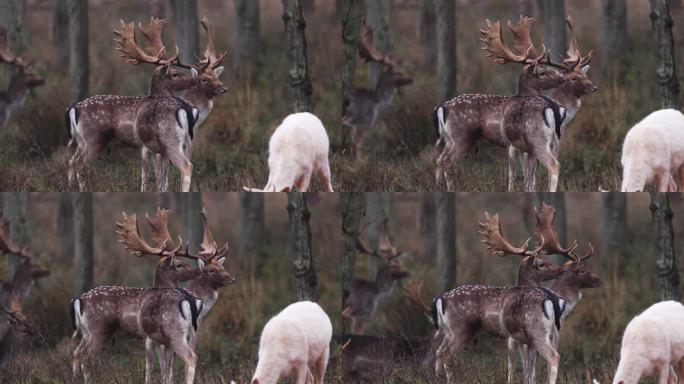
[342,221,410,335]
[432,208,565,382]
[342,26,413,160]
[504,13,597,192]
[70,208,200,382]
[502,203,603,384]
[0,27,45,128]
[434,16,564,190]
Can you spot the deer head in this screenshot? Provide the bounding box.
[186,14,228,99]
[193,208,235,288]
[359,26,412,89]
[357,221,410,282]
[0,28,44,96]
[556,13,597,97]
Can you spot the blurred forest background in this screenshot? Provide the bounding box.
[0,0,683,191]
[0,192,342,383]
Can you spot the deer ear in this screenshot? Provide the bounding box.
[218,256,226,265]
[191,68,199,78]
[197,259,205,271]
[214,66,224,77]
[581,65,590,75]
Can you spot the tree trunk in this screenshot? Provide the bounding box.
[73,193,93,296]
[366,0,392,86]
[601,193,628,272]
[179,193,203,252]
[419,0,436,69]
[234,0,261,72]
[282,0,313,113]
[2,193,27,275]
[52,0,69,72]
[287,192,317,302]
[237,192,265,263]
[340,0,364,115]
[0,0,23,83]
[171,0,199,66]
[517,193,535,234]
[57,193,74,264]
[435,193,456,293]
[68,0,88,103]
[366,193,390,277]
[650,193,680,301]
[649,0,680,109]
[539,0,566,62]
[150,0,166,18]
[601,0,628,73]
[434,0,456,103]
[340,192,364,333]
[420,193,436,258]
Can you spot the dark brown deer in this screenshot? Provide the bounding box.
[342,26,413,160]
[0,27,45,128]
[505,13,597,192]
[70,209,200,382]
[432,209,568,382]
[434,16,564,190]
[502,203,603,384]
[342,221,410,335]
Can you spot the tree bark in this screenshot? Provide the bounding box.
[340,192,364,333]
[601,0,628,73]
[287,192,317,302]
[57,193,74,264]
[436,193,456,293]
[234,0,261,72]
[68,0,88,103]
[650,193,680,301]
[179,193,203,252]
[282,0,313,113]
[237,192,265,263]
[419,0,436,69]
[52,0,69,72]
[340,0,364,114]
[517,193,535,234]
[171,0,199,66]
[366,193,390,277]
[601,193,628,271]
[0,0,23,83]
[650,0,680,109]
[420,193,436,259]
[2,193,27,275]
[539,0,566,62]
[434,0,456,103]
[366,0,392,86]
[73,193,93,296]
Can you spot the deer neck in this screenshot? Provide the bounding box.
[152,271,179,289]
[375,267,398,295]
[147,78,175,98]
[515,272,542,288]
[548,87,581,118]
[182,90,213,127]
[187,275,219,316]
[374,76,397,114]
[10,264,33,301]
[516,81,542,96]
[549,274,582,313]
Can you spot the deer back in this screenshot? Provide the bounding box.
[135,96,199,153]
[137,288,202,345]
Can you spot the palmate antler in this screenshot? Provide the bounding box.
[198,207,229,261]
[480,19,544,66]
[113,19,180,67]
[117,211,199,260]
[0,215,34,260]
[563,12,593,69]
[358,26,397,68]
[534,202,594,262]
[355,219,401,261]
[197,14,228,71]
[478,212,544,257]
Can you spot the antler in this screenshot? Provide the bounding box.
[0,27,30,69]
[138,17,168,58]
[198,208,229,261]
[145,207,177,251]
[0,216,33,259]
[358,26,396,67]
[114,20,178,66]
[402,281,432,313]
[563,12,592,69]
[478,212,544,257]
[480,19,543,66]
[534,203,578,260]
[197,14,228,71]
[507,16,543,59]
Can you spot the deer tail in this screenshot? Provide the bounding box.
[433,106,446,147]
[70,298,83,339]
[66,107,79,149]
[541,290,566,331]
[432,297,445,331]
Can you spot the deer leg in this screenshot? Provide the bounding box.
[316,158,334,192]
[68,144,84,189]
[144,337,155,384]
[506,337,518,384]
[141,147,152,192]
[656,363,672,384]
[170,341,196,384]
[533,340,560,384]
[314,345,330,384]
[295,170,312,192]
[533,148,560,192]
[162,346,175,384]
[508,146,521,192]
[522,343,537,384]
[655,171,671,192]
[293,364,310,384]
[74,331,109,383]
[168,150,193,192]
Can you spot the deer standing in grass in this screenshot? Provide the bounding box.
[434,16,564,190]
[70,208,200,382]
[432,208,564,382]
[342,26,413,160]
[0,27,45,128]
[502,203,603,384]
[342,221,410,335]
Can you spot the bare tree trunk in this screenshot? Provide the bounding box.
[171,0,199,66]
[366,0,392,85]
[518,193,534,234]
[2,193,27,275]
[238,192,265,264]
[436,193,456,293]
[650,193,680,301]
[0,0,22,83]
[282,0,313,113]
[601,193,628,272]
[179,193,203,252]
[287,192,317,301]
[150,0,166,18]
[419,0,436,69]
[68,0,88,103]
[539,0,566,62]
[601,0,628,73]
[57,193,74,264]
[366,193,390,277]
[420,193,436,258]
[234,0,261,73]
[73,193,93,296]
[341,192,364,334]
[340,0,364,115]
[52,0,69,72]
[650,0,680,109]
[434,0,456,103]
